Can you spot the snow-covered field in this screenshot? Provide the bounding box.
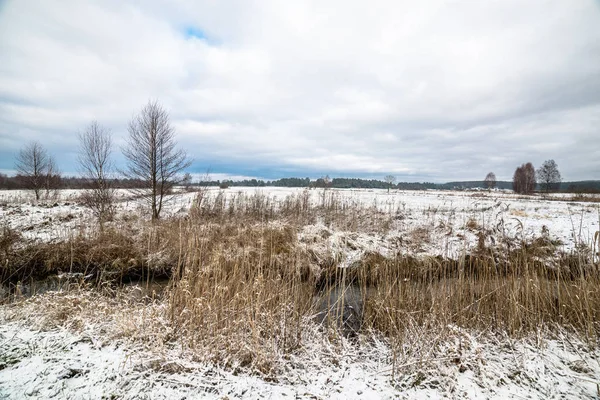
[1,188,600,399]
[0,189,195,242]
[2,291,600,399]
[1,187,598,254]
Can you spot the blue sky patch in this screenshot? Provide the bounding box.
[184,26,208,41]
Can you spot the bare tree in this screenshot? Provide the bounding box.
[523,162,536,194]
[122,100,191,220]
[484,172,496,190]
[384,175,396,193]
[78,121,115,226]
[513,162,536,194]
[44,157,62,199]
[513,166,524,194]
[182,172,193,191]
[537,159,561,193]
[314,175,332,189]
[15,141,50,200]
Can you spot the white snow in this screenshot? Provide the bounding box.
[1,306,599,399]
[2,188,600,398]
[2,188,599,255]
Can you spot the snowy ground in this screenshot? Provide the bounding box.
[1,188,600,399]
[1,187,598,255]
[0,189,195,242]
[1,291,600,400]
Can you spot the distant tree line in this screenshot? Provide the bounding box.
[4,171,599,193]
[4,172,598,193]
[0,174,150,190]
[195,177,441,190]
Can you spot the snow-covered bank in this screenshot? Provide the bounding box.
[1,296,599,399]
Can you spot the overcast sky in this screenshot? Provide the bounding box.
[1,1,599,182]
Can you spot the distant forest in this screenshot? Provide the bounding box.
[1,173,598,193]
[209,178,600,193]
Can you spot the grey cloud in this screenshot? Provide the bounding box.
[1,0,599,182]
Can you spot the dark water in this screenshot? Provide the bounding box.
[314,284,366,337]
[3,274,366,337]
[1,274,170,302]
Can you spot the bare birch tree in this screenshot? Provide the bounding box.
[78,121,115,226]
[122,100,191,220]
[523,162,536,194]
[537,159,561,193]
[513,162,536,194]
[484,172,496,190]
[384,175,396,193]
[15,141,50,200]
[182,172,193,191]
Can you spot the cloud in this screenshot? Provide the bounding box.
[1,0,599,181]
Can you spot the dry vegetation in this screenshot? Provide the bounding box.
[2,189,600,378]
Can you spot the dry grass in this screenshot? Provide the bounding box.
[0,227,152,288]
[190,189,394,233]
[544,193,600,203]
[2,189,600,377]
[465,217,479,231]
[510,209,528,217]
[168,192,600,372]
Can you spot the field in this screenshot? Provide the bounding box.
[1,187,600,399]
